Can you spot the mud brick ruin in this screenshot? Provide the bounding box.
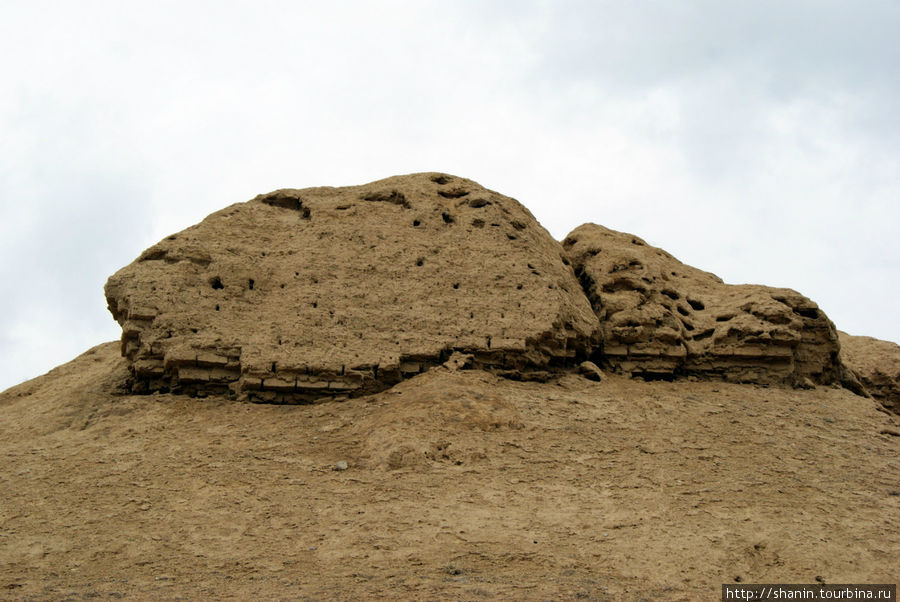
[105,172,885,407]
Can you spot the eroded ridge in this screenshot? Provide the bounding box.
[562,224,843,385]
[105,173,600,402]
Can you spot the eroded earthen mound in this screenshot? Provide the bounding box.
[105,173,599,402]
[562,224,842,385]
[4,173,898,599]
[839,331,900,413]
[3,344,897,599]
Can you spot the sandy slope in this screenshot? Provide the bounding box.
[1,342,898,600]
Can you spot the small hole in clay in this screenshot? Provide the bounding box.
[438,188,468,199]
[662,289,680,300]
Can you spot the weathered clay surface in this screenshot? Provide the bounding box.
[3,344,898,599]
[562,224,842,385]
[105,173,599,402]
[839,331,900,414]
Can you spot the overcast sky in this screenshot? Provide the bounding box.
[1,1,898,391]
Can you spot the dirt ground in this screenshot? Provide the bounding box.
[1,342,897,600]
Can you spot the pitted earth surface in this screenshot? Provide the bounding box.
[105,173,599,402]
[563,223,844,386]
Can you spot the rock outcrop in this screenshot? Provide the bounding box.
[839,332,900,413]
[562,224,842,385]
[105,173,600,402]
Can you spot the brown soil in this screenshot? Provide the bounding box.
[2,342,897,600]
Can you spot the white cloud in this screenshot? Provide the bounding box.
[1,1,898,391]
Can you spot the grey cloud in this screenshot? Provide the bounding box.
[1,1,898,391]
[526,1,899,92]
[0,93,153,389]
